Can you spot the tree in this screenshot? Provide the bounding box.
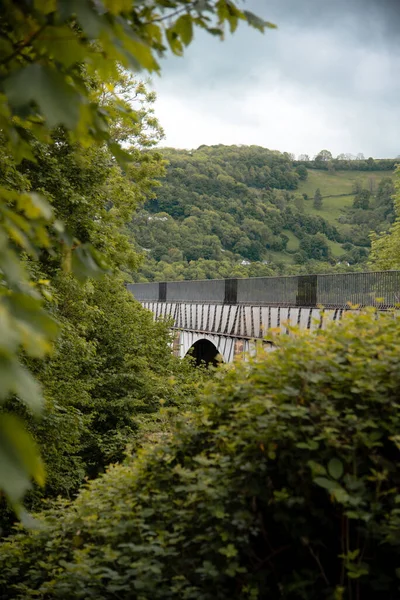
[0,75,214,537]
[368,177,377,193]
[300,232,330,260]
[0,1,272,512]
[376,177,395,208]
[352,181,363,195]
[353,189,371,210]
[369,166,400,269]
[314,149,333,162]
[295,164,308,180]
[313,187,323,209]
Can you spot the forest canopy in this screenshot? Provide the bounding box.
[129,145,396,281]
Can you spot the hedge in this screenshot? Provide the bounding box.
[1,310,400,599]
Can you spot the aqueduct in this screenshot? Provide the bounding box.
[128,271,400,363]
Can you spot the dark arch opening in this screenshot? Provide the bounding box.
[187,339,223,367]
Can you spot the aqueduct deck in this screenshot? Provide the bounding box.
[128,271,400,363]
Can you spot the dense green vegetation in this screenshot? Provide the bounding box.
[129,146,395,281]
[296,150,397,172]
[0,81,208,536]
[0,0,272,512]
[2,311,400,599]
[369,170,400,270]
[1,3,400,599]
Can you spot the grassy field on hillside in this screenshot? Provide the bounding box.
[302,194,354,226]
[327,239,346,257]
[273,170,395,263]
[283,229,300,251]
[297,169,391,198]
[295,169,394,229]
[282,229,344,259]
[267,250,295,264]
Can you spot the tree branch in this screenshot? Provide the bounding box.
[0,24,47,67]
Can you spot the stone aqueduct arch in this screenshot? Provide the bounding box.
[174,330,252,364]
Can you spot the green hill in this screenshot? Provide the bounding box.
[298,169,386,198]
[296,169,390,230]
[129,146,395,281]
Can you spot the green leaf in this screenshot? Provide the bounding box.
[313,477,341,492]
[224,1,241,33]
[123,38,159,72]
[166,27,184,56]
[62,0,104,38]
[175,14,193,46]
[345,510,363,520]
[328,458,344,480]
[243,11,277,31]
[34,0,56,13]
[4,65,81,129]
[346,548,360,561]
[34,26,87,67]
[13,364,44,413]
[71,244,110,281]
[5,293,59,356]
[22,193,53,221]
[207,27,224,37]
[108,142,134,166]
[218,543,238,558]
[0,357,43,413]
[347,562,369,579]
[307,460,327,476]
[0,413,45,505]
[296,440,319,450]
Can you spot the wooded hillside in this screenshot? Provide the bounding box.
[130,145,395,281]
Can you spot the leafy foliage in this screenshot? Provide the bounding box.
[0,77,209,537]
[296,153,397,172]
[2,311,400,598]
[0,147,58,513]
[0,1,274,163]
[0,0,270,510]
[24,274,205,505]
[369,167,400,269]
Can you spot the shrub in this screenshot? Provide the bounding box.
[1,311,400,599]
[0,273,206,537]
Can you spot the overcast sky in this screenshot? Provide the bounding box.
[150,0,400,158]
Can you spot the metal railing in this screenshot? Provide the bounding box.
[127,270,400,309]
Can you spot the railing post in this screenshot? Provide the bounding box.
[296,275,317,307]
[159,281,167,302]
[224,278,238,304]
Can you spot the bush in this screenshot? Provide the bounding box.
[0,273,207,537]
[1,311,400,599]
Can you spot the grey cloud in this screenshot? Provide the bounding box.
[152,0,400,157]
